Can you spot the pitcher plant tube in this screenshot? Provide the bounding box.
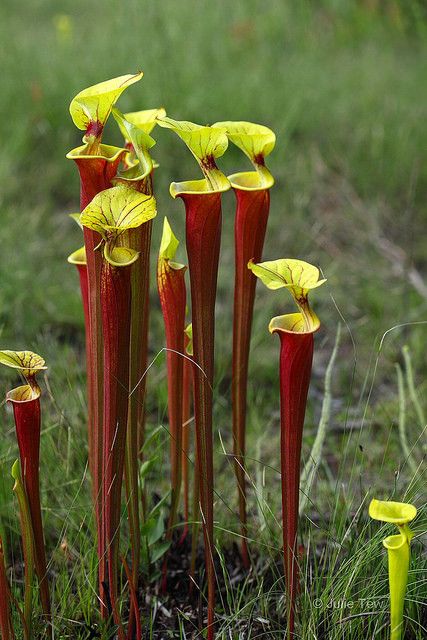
[67,74,143,569]
[115,106,166,168]
[80,185,156,631]
[176,322,201,587]
[213,120,275,567]
[0,350,51,623]
[112,108,162,632]
[157,216,187,586]
[183,323,201,588]
[157,116,230,638]
[248,258,326,636]
[369,499,417,640]
[67,246,95,478]
[112,107,161,459]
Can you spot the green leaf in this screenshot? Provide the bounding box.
[157,116,228,160]
[248,258,326,293]
[112,107,156,181]
[214,120,275,157]
[69,213,83,229]
[157,116,230,194]
[148,512,164,546]
[139,457,159,479]
[0,350,46,377]
[116,107,166,138]
[69,73,143,132]
[149,491,171,519]
[369,499,417,525]
[67,246,86,266]
[141,426,164,452]
[159,217,179,261]
[80,186,157,237]
[150,540,171,564]
[214,120,275,188]
[185,323,193,356]
[140,510,165,546]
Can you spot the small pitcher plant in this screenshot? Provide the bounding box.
[249,259,326,636]
[0,350,51,623]
[369,499,417,640]
[214,120,275,567]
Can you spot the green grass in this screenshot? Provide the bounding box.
[0,0,426,637]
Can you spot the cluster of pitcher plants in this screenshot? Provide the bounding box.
[0,73,419,640]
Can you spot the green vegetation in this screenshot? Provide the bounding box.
[0,1,426,637]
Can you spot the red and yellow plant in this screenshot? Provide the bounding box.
[157,217,187,580]
[67,75,143,574]
[214,120,275,567]
[249,258,326,636]
[0,350,50,624]
[157,116,230,638]
[115,106,166,172]
[80,185,156,632]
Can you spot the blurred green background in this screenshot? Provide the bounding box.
[0,1,426,635]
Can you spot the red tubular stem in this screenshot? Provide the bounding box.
[74,155,125,211]
[232,187,270,568]
[157,255,186,589]
[178,191,222,640]
[0,538,12,640]
[8,396,50,621]
[189,437,200,593]
[276,330,314,637]
[133,221,152,458]
[180,350,193,544]
[120,175,153,640]
[74,263,95,493]
[122,556,141,640]
[71,152,126,614]
[84,226,105,583]
[125,220,152,639]
[100,260,132,636]
[180,353,199,586]
[115,172,153,456]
